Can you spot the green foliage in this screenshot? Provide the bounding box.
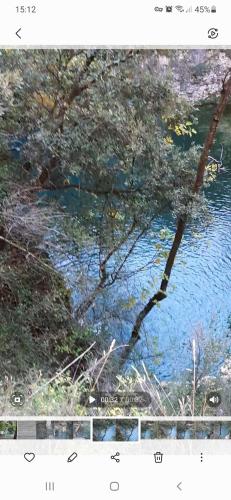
[0,421,16,436]
[0,247,93,378]
[0,49,219,413]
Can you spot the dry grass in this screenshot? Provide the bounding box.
[2,190,52,243]
[1,335,230,417]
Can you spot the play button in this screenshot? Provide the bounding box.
[81,391,151,407]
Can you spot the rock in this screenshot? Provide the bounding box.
[199,375,217,388]
[220,358,231,380]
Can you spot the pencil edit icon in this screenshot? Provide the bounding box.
[67,452,78,463]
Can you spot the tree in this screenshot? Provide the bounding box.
[0,49,198,323]
[125,70,231,357]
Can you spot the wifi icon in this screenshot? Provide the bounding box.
[175,5,184,12]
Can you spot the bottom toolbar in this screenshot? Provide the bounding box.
[0,452,230,499]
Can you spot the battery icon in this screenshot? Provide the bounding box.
[211,5,216,12]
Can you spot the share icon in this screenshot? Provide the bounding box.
[111,452,120,463]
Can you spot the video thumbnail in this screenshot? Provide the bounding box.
[93,419,138,441]
[0,420,90,439]
[141,420,231,439]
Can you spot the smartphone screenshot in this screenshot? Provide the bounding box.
[0,1,231,498]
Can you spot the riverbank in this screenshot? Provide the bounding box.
[0,202,96,389]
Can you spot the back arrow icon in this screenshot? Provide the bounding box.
[16,28,22,39]
[177,482,182,491]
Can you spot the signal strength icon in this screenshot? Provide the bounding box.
[186,6,192,12]
[175,5,184,12]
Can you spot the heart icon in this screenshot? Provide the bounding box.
[24,453,35,463]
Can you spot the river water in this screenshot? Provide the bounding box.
[130,105,231,379]
[50,105,231,382]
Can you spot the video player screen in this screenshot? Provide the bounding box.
[0,2,231,498]
[1,47,230,417]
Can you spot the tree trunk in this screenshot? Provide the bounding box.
[0,226,6,251]
[76,282,105,320]
[131,217,186,341]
